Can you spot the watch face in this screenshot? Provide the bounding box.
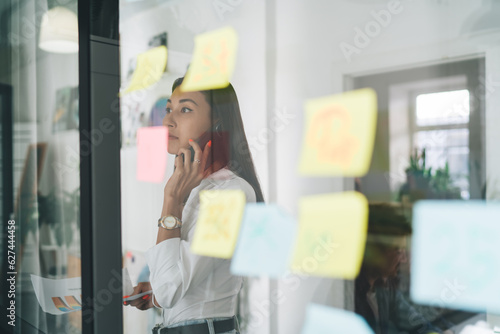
[164,216,176,228]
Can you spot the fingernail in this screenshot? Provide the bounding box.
[142,295,150,300]
[208,140,212,147]
[189,139,193,142]
[123,302,127,305]
[123,295,130,298]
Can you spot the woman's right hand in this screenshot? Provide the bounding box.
[124,282,154,310]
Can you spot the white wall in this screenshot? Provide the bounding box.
[274,0,500,333]
[485,45,500,200]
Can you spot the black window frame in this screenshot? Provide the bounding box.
[79,1,122,333]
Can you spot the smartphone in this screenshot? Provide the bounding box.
[190,131,213,169]
[188,131,230,171]
[123,290,153,302]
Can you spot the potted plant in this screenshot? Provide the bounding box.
[399,148,463,203]
[429,162,462,199]
[400,148,433,202]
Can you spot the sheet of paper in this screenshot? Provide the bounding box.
[230,204,297,278]
[301,303,374,334]
[31,268,134,314]
[298,88,377,176]
[122,267,134,297]
[136,126,168,183]
[290,191,368,279]
[121,45,167,95]
[411,201,500,314]
[191,189,246,258]
[31,275,82,315]
[181,27,238,92]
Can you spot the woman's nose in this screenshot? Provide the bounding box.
[163,113,175,128]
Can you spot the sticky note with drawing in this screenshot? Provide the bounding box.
[411,200,500,314]
[191,189,246,258]
[181,26,238,92]
[301,303,374,334]
[136,126,168,183]
[290,191,368,279]
[230,203,297,278]
[298,88,377,176]
[121,46,168,95]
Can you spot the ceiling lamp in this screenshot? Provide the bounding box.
[39,7,78,54]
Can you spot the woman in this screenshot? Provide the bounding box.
[125,77,264,334]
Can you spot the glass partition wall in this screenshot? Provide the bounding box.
[0,0,82,333]
[118,1,500,334]
[2,1,500,333]
[1,1,122,333]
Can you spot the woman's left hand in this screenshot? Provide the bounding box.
[124,282,153,310]
[163,139,211,204]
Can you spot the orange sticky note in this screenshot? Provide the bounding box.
[181,27,238,92]
[298,88,377,177]
[136,127,168,183]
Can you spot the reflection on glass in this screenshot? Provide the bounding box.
[356,203,452,334]
[1,1,81,333]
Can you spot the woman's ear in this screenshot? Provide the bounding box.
[212,119,223,132]
[212,115,221,124]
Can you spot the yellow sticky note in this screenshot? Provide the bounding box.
[121,46,168,95]
[191,190,246,258]
[298,88,377,176]
[290,191,368,279]
[181,27,238,92]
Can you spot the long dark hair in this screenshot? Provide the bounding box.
[172,78,264,203]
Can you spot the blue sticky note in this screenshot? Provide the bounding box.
[230,204,296,278]
[411,201,500,313]
[301,303,374,334]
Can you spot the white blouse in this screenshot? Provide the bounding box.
[145,167,257,326]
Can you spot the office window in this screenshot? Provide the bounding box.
[413,90,471,199]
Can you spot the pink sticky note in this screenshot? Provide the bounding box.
[136,127,168,183]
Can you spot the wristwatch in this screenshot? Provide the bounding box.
[158,215,182,230]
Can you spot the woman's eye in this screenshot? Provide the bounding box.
[165,108,172,114]
[181,107,192,113]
